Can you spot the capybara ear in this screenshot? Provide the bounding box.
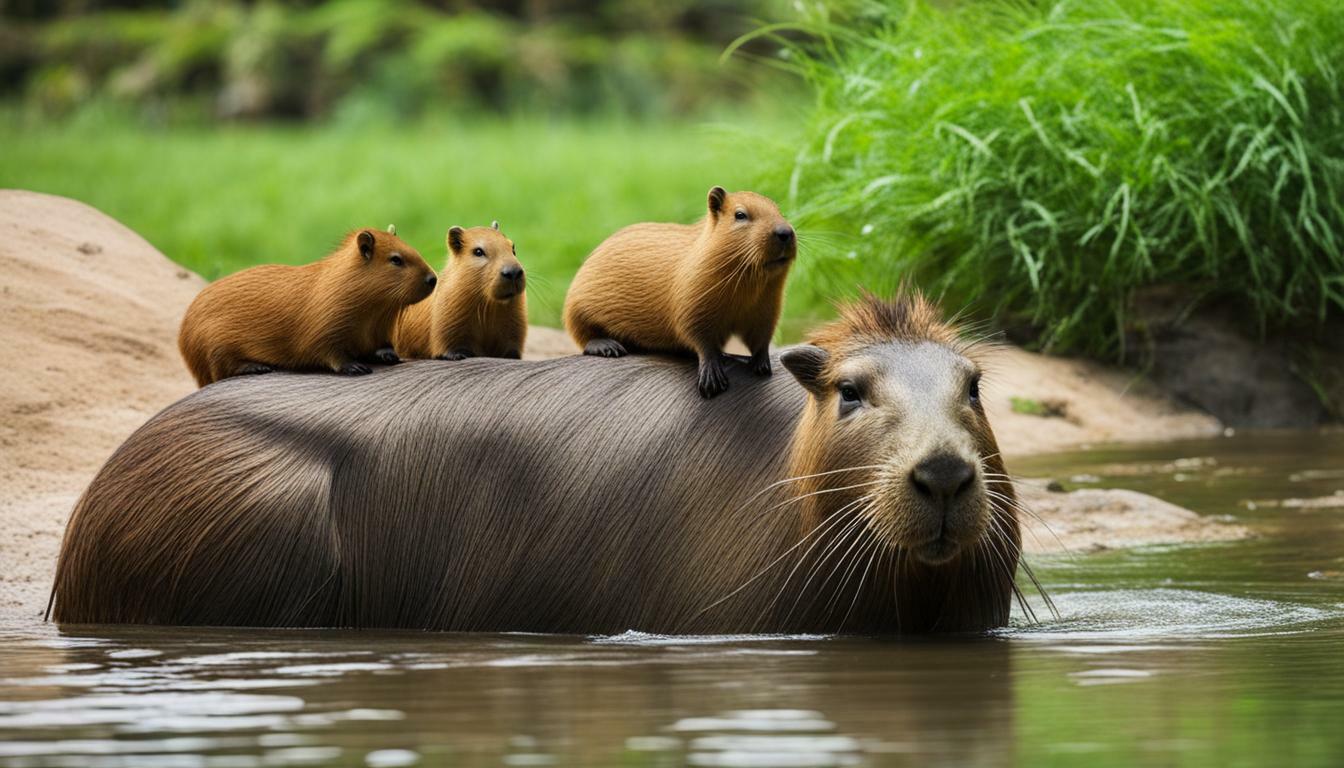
[357,230,377,261]
[781,345,830,396]
[387,224,397,236]
[707,186,727,218]
[447,226,465,254]
[491,220,500,231]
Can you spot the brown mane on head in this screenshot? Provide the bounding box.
[807,290,962,358]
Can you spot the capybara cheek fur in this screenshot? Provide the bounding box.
[177,226,435,386]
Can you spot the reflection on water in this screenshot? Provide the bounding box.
[2,431,1343,767]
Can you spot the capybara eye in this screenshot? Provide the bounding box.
[734,210,748,221]
[838,382,862,416]
[473,247,486,258]
[839,383,861,402]
[390,254,404,267]
[969,374,981,403]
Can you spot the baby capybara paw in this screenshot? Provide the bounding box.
[584,338,628,358]
[697,360,729,399]
[437,350,472,362]
[339,361,372,376]
[751,354,772,377]
[236,362,274,376]
[374,347,401,365]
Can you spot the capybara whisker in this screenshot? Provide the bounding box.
[822,519,883,628]
[753,479,885,520]
[836,530,886,629]
[699,497,866,617]
[752,496,872,629]
[783,508,872,629]
[738,464,887,511]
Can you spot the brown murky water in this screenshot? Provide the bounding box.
[2,431,1342,767]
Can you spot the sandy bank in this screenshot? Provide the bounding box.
[0,191,1238,624]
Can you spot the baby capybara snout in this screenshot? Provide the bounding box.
[719,191,796,267]
[495,262,524,300]
[384,249,436,304]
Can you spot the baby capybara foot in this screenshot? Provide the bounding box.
[750,350,772,377]
[235,362,274,376]
[339,361,372,376]
[437,349,474,361]
[373,347,400,365]
[584,339,628,358]
[698,357,729,399]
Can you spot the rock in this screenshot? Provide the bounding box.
[1015,481,1248,555]
[1131,286,1330,428]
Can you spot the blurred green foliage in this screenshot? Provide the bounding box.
[767,0,1344,359]
[1,0,790,119]
[0,109,807,333]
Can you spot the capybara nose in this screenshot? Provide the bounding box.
[910,453,976,507]
[501,266,523,282]
[424,274,437,288]
[775,225,795,245]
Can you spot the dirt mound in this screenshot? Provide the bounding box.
[0,190,204,621]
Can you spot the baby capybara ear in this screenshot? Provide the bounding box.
[447,226,465,254]
[707,186,727,218]
[781,345,830,397]
[357,230,377,261]
[491,220,500,231]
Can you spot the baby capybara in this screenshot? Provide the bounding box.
[563,186,797,398]
[393,221,527,360]
[178,226,436,386]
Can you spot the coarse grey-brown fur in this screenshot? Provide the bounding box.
[49,347,1018,633]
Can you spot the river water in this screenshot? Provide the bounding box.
[2,431,1341,767]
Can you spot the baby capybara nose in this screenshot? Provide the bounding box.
[424,274,437,288]
[500,266,523,282]
[910,453,976,506]
[774,225,795,245]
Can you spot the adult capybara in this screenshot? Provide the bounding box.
[178,226,437,386]
[392,222,527,360]
[50,292,1022,634]
[563,187,797,398]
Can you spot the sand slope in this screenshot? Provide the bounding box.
[0,190,204,622]
[0,191,1234,624]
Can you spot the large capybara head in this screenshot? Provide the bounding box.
[781,291,1007,567]
[704,186,797,270]
[445,222,525,302]
[354,226,436,305]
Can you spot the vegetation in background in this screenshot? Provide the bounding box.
[769,0,1344,358]
[0,111,798,332]
[0,0,792,120]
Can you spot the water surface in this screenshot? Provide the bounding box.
[2,432,1342,766]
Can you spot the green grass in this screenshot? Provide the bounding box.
[762,0,1344,358]
[0,110,804,330]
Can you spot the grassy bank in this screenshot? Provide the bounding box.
[1,112,808,330]
[773,0,1344,358]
